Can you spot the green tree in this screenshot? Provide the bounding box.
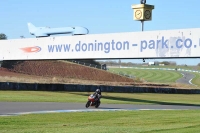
[0,33,8,67]
[0,33,7,40]
[160,61,170,65]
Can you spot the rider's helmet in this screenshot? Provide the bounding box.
[96,89,100,93]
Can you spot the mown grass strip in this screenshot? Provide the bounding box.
[0,110,200,133]
[109,68,182,83]
[191,72,200,87]
[0,91,200,105]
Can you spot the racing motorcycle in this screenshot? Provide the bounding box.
[85,93,101,108]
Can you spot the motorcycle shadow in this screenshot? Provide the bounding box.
[86,106,122,109]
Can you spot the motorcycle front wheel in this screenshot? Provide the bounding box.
[85,101,91,108]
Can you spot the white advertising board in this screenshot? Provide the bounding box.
[0,28,200,60]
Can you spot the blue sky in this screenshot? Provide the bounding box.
[1,0,200,65]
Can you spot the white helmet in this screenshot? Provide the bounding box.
[96,89,100,93]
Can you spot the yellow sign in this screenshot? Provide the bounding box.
[132,4,154,21]
[135,10,142,19]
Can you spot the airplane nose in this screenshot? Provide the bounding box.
[73,27,89,35]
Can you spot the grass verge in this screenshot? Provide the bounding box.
[0,110,200,133]
[191,72,200,87]
[0,91,200,105]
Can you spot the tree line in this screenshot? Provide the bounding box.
[0,33,7,40]
[97,60,185,66]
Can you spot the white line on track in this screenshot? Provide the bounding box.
[0,109,189,117]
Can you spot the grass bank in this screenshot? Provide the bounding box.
[191,72,200,87]
[109,68,182,83]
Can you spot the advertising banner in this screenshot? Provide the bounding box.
[0,28,200,60]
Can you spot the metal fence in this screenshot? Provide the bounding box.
[108,69,136,79]
[68,60,106,70]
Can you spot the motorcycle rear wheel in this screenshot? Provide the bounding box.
[95,101,101,108]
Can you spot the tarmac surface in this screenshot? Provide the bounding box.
[176,71,196,85]
[1,102,200,116]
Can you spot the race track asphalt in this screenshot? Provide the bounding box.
[1,102,200,116]
[176,71,196,85]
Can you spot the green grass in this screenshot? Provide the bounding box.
[191,72,200,87]
[109,67,200,87]
[109,68,182,83]
[0,110,200,133]
[1,91,200,106]
[131,65,200,70]
[1,91,200,132]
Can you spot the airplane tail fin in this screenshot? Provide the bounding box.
[27,23,36,33]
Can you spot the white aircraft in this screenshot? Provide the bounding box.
[27,23,89,38]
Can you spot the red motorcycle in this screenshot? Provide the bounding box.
[85,93,101,108]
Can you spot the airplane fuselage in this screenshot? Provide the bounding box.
[28,23,89,37]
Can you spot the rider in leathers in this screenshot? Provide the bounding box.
[94,89,102,102]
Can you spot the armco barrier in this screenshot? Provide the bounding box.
[0,82,200,94]
[118,66,200,73]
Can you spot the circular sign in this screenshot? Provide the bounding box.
[144,10,151,19]
[135,10,142,19]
